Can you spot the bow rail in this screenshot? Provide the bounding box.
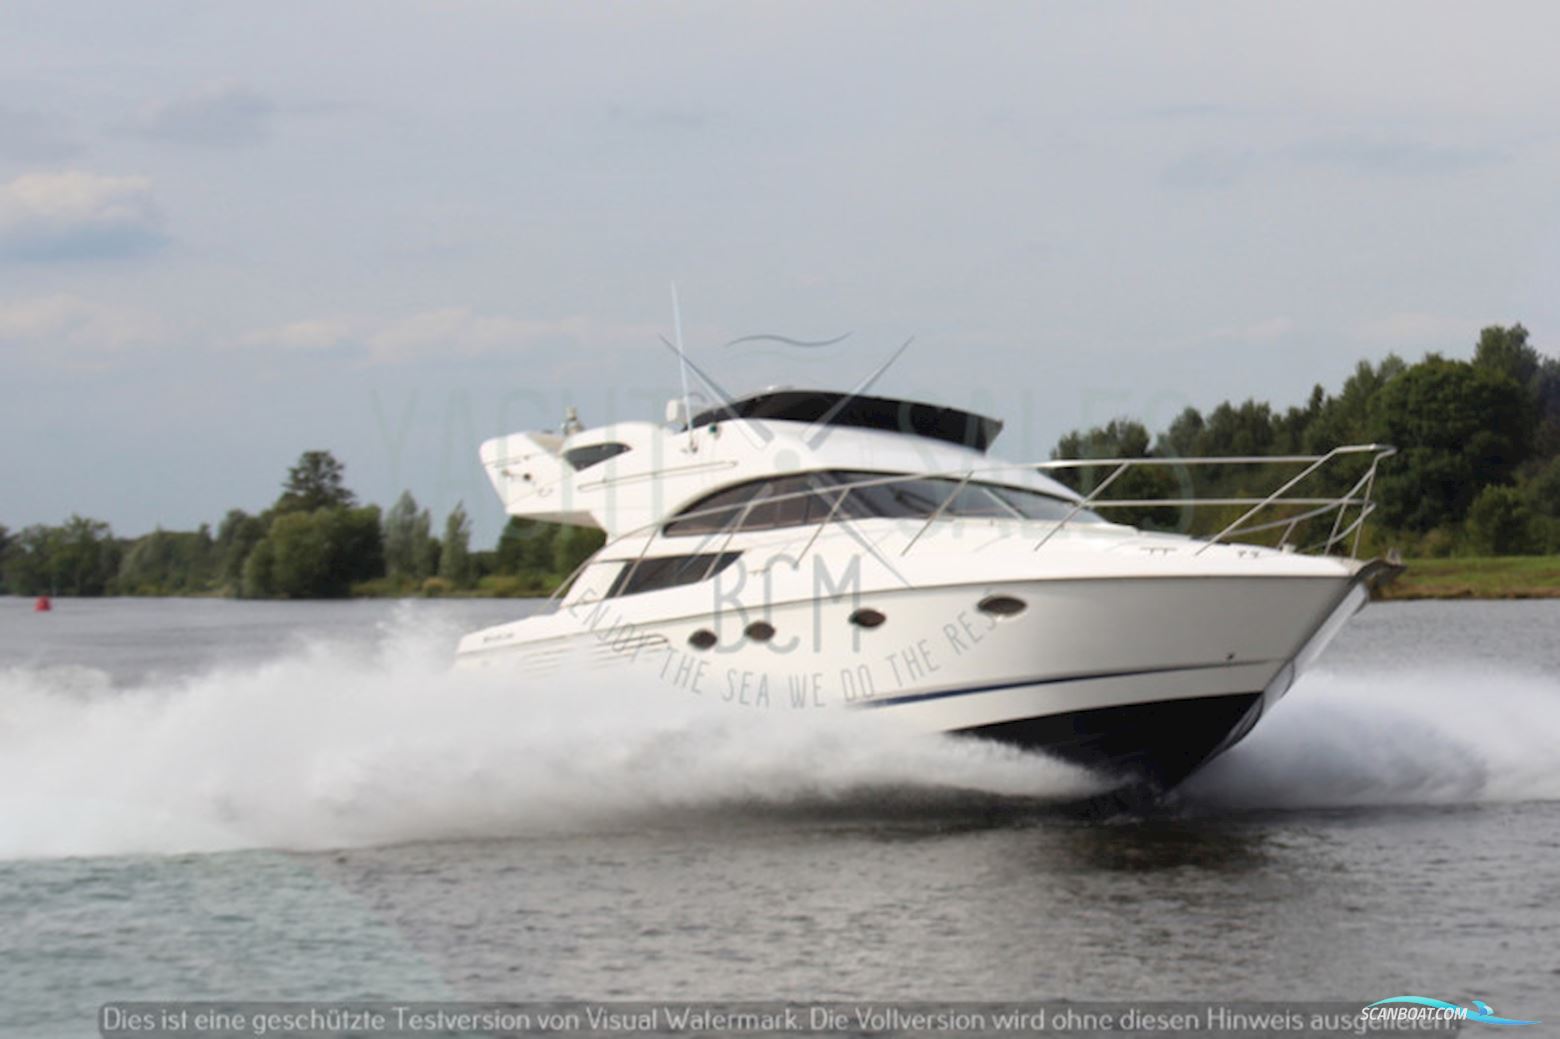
[548,443,1396,601]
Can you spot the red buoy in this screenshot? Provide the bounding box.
[34,595,51,612]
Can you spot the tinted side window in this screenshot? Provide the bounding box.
[662,470,1100,534]
[732,475,838,530]
[664,476,842,535]
[827,471,1099,523]
[606,552,741,597]
[565,443,631,471]
[662,482,767,535]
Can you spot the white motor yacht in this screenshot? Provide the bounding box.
[456,388,1398,794]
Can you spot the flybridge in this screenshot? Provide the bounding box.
[689,390,1005,453]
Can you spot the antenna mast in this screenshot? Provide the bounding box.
[670,282,695,448]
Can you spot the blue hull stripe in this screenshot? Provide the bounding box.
[858,660,1253,710]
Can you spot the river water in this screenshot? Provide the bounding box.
[1,596,1557,1036]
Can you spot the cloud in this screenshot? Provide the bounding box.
[605,103,714,132]
[237,318,357,354]
[0,294,169,367]
[1351,312,1474,347]
[1160,148,1259,190]
[1163,136,1508,190]
[368,309,600,362]
[1199,316,1295,344]
[134,82,274,147]
[1140,102,1239,121]
[1292,137,1507,177]
[236,308,659,365]
[0,105,78,161]
[1143,316,1296,358]
[0,171,165,261]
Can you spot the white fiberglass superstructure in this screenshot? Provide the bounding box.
[457,388,1398,794]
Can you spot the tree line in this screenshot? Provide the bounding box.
[1052,324,1560,556]
[3,322,1557,598]
[0,451,603,599]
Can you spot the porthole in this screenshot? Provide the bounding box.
[687,629,717,650]
[848,608,886,629]
[744,620,777,643]
[977,594,1027,618]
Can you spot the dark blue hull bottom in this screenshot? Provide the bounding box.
[956,691,1265,794]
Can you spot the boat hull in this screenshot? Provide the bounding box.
[958,690,1264,792]
[458,563,1384,794]
[862,567,1376,790]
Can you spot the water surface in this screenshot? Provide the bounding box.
[1,597,1556,1036]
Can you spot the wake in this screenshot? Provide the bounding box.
[1183,665,1560,810]
[2,614,1556,860]
[0,615,1097,860]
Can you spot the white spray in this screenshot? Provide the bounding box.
[0,615,1099,861]
[3,617,1557,860]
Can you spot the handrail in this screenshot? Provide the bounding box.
[1034,444,1396,556]
[1033,459,1130,552]
[799,484,853,562]
[902,470,974,556]
[704,483,771,579]
[1193,447,1349,555]
[543,443,1397,600]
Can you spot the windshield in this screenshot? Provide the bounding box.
[663,471,1104,535]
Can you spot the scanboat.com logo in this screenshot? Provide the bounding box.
[1366,996,1538,1027]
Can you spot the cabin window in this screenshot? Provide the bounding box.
[662,471,1102,536]
[605,551,742,598]
[661,474,843,535]
[839,474,1101,524]
[564,442,631,471]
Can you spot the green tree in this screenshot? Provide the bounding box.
[262,505,385,598]
[1302,355,1407,454]
[495,517,558,575]
[550,525,605,578]
[330,506,385,589]
[412,507,438,580]
[2,525,52,595]
[1475,324,1560,463]
[1466,485,1540,556]
[438,503,473,587]
[276,450,356,514]
[1473,323,1540,388]
[215,509,266,591]
[1158,406,1206,460]
[1273,384,1328,454]
[1535,357,1560,459]
[1200,400,1279,458]
[242,537,277,597]
[1522,457,1560,554]
[113,528,215,595]
[383,491,421,579]
[1052,419,1177,529]
[50,516,121,596]
[1527,456,1560,519]
[267,512,334,597]
[1369,357,1534,532]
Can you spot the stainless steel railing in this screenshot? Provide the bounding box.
[548,443,1396,601]
[1027,444,1397,557]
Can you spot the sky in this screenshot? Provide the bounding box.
[3,1,1559,544]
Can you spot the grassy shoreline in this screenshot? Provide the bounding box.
[1376,555,1560,600]
[356,557,1560,603]
[13,558,1560,603]
[320,554,1560,602]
